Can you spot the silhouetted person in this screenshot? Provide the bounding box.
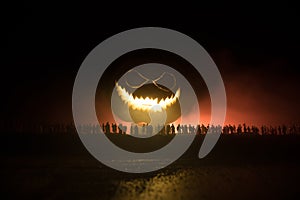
[243,123,247,133]
[118,124,123,134]
[196,125,201,134]
[105,122,110,134]
[229,124,234,134]
[146,124,153,136]
[270,126,275,135]
[189,124,195,134]
[209,125,216,134]
[166,125,171,135]
[261,126,265,135]
[134,125,139,136]
[251,126,259,135]
[171,124,175,134]
[281,125,286,135]
[130,124,134,135]
[237,124,242,134]
[233,125,236,134]
[177,124,181,134]
[247,126,251,134]
[102,123,105,133]
[142,124,146,135]
[223,125,229,134]
[183,125,188,134]
[278,126,282,135]
[123,126,127,134]
[201,124,207,134]
[112,123,117,133]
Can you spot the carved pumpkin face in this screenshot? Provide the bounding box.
[115,82,181,125]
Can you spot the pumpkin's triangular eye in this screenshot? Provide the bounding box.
[153,72,176,91]
[123,70,150,89]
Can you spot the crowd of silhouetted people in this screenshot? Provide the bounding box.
[1,121,300,136]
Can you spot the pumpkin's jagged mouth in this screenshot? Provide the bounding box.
[115,82,180,112]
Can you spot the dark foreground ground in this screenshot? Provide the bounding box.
[1,133,300,200]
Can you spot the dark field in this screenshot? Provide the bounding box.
[1,133,300,200]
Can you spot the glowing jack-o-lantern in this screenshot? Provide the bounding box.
[115,82,181,125]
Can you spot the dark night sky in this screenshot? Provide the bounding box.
[2,2,300,126]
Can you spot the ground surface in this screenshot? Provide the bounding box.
[1,134,299,199]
